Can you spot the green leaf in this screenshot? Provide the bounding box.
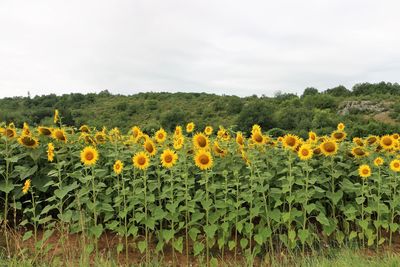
[162,229,175,243]
[188,227,200,241]
[228,240,236,251]
[240,238,248,249]
[193,241,204,256]
[210,257,218,267]
[117,243,124,254]
[172,237,183,253]
[298,229,309,244]
[22,231,33,241]
[204,224,218,238]
[0,181,14,194]
[89,224,103,239]
[138,240,147,254]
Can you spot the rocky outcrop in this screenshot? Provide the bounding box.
[338,101,387,115]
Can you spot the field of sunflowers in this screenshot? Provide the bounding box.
[2,110,400,266]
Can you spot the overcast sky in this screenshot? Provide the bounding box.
[1,0,400,98]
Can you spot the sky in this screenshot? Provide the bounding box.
[1,0,400,98]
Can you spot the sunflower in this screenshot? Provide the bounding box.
[351,146,368,158]
[54,109,59,124]
[251,124,262,134]
[282,134,299,150]
[298,144,313,160]
[374,157,384,167]
[217,126,230,141]
[131,126,142,141]
[155,128,167,143]
[113,160,123,175]
[186,122,195,133]
[337,122,345,131]
[80,146,99,166]
[308,131,317,143]
[160,149,178,168]
[4,127,16,138]
[38,126,53,136]
[236,132,244,147]
[366,135,379,145]
[331,130,347,142]
[22,179,31,194]
[22,122,31,136]
[79,125,90,133]
[204,126,213,136]
[353,137,364,147]
[47,143,55,162]
[359,164,371,179]
[174,126,183,137]
[213,141,227,157]
[390,159,400,172]
[52,128,67,143]
[18,135,39,149]
[143,139,157,156]
[251,130,265,145]
[173,136,184,150]
[132,151,150,170]
[194,149,213,170]
[313,147,322,155]
[320,139,338,156]
[393,133,400,140]
[95,131,107,144]
[240,149,251,165]
[193,133,209,149]
[380,135,395,150]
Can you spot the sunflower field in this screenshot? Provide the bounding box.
[1,110,400,266]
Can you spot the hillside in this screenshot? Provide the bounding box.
[1,81,400,138]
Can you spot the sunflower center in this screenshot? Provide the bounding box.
[197,136,207,147]
[56,131,65,140]
[395,163,400,168]
[362,169,369,175]
[199,155,210,165]
[301,149,309,156]
[324,142,335,152]
[354,148,365,155]
[145,143,154,153]
[383,137,392,146]
[254,133,263,143]
[164,154,173,163]
[138,156,146,165]
[85,152,94,161]
[286,137,296,146]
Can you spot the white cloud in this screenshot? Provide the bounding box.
[0,0,400,98]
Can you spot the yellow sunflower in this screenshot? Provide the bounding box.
[359,164,371,179]
[251,130,265,145]
[204,126,213,136]
[160,149,178,168]
[366,135,379,145]
[374,157,384,167]
[194,149,213,170]
[95,131,107,144]
[132,151,150,170]
[174,126,183,137]
[4,127,16,138]
[173,136,184,150]
[390,159,400,172]
[22,122,31,136]
[193,133,209,149]
[54,109,59,124]
[79,125,90,133]
[351,146,368,158]
[113,160,123,175]
[251,124,262,134]
[155,128,167,143]
[320,139,338,156]
[52,128,67,143]
[308,131,317,143]
[337,122,345,131]
[213,141,227,157]
[353,137,364,147]
[143,139,157,156]
[236,132,244,147]
[393,133,400,140]
[22,179,31,194]
[186,122,195,133]
[282,134,299,150]
[298,144,313,160]
[18,135,39,149]
[380,135,395,150]
[47,143,55,162]
[80,146,99,166]
[131,126,142,141]
[217,126,230,141]
[331,130,347,142]
[38,126,53,136]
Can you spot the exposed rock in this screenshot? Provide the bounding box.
[338,100,387,115]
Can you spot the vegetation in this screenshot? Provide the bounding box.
[1,81,400,139]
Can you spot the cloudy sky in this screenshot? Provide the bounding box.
[1,0,400,98]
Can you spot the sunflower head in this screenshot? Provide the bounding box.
[47,143,55,162]
[298,144,313,160]
[353,137,364,147]
[380,135,395,150]
[155,128,167,143]
[186,122,195,133]
[308,131,317,143]
[194,149,213,170]
[160,149,178,168]
[144,139,157,156]
[173,136,185,150]
[174,126,183,137]
[52,128,67,143]
[54,109,59,124]
[79,125,90,133]
[204,126,213,136]
[213,141,227,157]
[18,135,39,149]
[337,123,345,131]
[320,139,338,156]
[251,124,262,134]
[251,130,265,145]
[331,130,347,142]
[282,134,299,150]
[351,146,368,158]
[366,135,379,145]
[359,164,371,179]
[193,133,209,149]
[236,132,245,147]
[95,131,107,144]
[80,146,99,166]
[22,179,31,194]
[38,126,53,136]
[113,160,123,175]
[133,151,150,170]
[374,157,384,167]
[390,159,400,172]
[4,127,17,138]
